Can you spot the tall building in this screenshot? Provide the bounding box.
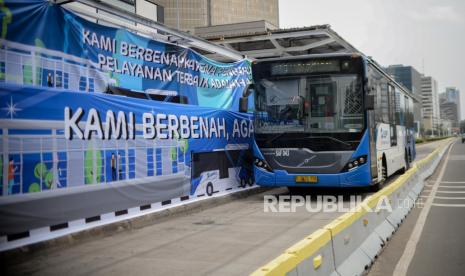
[445,87,461,121]
[439,87,461,129]
[421,76,440,135]
[386,65,422,135]
[159,0,279,33]
[66,0,164,26]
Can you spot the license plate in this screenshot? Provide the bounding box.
[295,175,318,183]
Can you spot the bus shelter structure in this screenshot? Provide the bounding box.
[199,22,420,103]
[197,23,359,60]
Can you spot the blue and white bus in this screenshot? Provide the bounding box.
[245,54,416,189]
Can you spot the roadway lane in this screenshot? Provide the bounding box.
[414,139,450,160]
[369,139,465,276]
[3,140,448,276]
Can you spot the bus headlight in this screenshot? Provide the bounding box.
[342,155,367,172]
[254,158,273,172]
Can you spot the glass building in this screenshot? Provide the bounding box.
[159,0,279,33]
[386,64,422,135]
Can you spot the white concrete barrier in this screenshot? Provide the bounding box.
[252,139,454,276]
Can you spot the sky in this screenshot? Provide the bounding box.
[279,0,465,120]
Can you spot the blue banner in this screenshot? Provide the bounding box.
[0,1,255,238]
[0,0,251,110]
[0,82,255,236]
[0,82,254,197]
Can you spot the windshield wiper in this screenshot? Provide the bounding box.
[265,132,288,145]
[305,136,352,148]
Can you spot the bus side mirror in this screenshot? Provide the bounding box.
[243,83,255,97]
[365,94,375,110]
[239,97,248,113]
[239,83,255,113]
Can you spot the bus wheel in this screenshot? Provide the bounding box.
[369,182,382,192]
[206,182,214,196]
[382,157,388,181]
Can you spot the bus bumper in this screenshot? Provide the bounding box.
[254,163,372,188]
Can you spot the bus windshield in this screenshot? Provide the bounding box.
[254,74,364,134]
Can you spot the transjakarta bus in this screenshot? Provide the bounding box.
[242,54,416,189]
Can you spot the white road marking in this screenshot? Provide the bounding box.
[393,141,454,276]
[431,203,465,207]
[448,156,465,161]
[433,196,465,200]
[440,181,465,184]
[436,191,465,194]
[438,185,465,188]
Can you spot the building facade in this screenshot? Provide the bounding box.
[385,65,422,135]
[445,87,461,122]
[65,0,163,26]
[158,0,279,33]
[439,87,461,130]
[421,76,440,136]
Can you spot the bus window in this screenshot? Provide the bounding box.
[388,84,397,146]
[408,98,414,129]
[309,81,335,118]
[380,83,389,123]
[397,90,405,126]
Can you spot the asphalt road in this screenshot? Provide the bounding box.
[369,139,465,276]
[2,140,448,276]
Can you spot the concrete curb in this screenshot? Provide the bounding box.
[0,186,269,264]
[251,139,454,276]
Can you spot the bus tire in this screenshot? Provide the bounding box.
[382,155,388,181]
[369,182,382,192]
[206,182,214,196]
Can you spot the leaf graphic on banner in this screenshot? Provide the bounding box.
[179,139,188,154]
[34,162,47,180]
[28,183,40,193]
[45,170,53,188]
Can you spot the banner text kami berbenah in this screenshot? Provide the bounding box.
[64,107,253,140]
